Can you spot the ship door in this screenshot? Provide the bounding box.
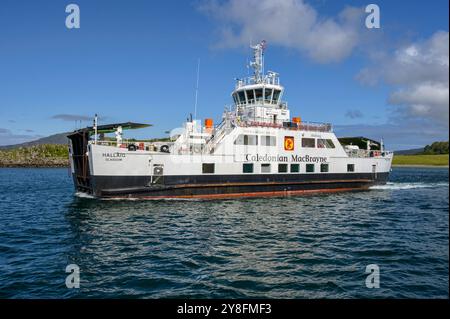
[273,115,277,124]
[372,164,377,180]
[151,164,164,184]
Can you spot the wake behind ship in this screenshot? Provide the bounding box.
[68,41,393,199]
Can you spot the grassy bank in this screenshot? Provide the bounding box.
[0,144,69,167]
[393,154,449,166]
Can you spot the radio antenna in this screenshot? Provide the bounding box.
[194,58,200,120]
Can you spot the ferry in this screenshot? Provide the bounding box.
[68,41,393,199]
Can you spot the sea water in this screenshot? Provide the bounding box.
[0,167,448,298]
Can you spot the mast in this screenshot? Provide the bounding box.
[249,40,266,83]
[194,58,200,120]
[94,114,98,145]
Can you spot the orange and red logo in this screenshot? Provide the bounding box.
[284,136,294,151]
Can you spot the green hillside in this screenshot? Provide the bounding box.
[0,132,68,150]
[0,144,69,167]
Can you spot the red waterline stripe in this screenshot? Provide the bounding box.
[105,186,369,200]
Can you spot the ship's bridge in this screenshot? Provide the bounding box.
[231,41,290,125]
[232,73,284,108]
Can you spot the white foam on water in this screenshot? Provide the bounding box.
[74,193,204,201]
[74,192,96,199]
[370,182,449,190]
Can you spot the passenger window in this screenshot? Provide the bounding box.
[234,135,244,145]
[202,163,215,174]
[243,163,254,173]
[325,139,335,148]
[261,136,276,146]
[318,139,335,148]
[278,164,288,173]
[261,163,271,173]
[244,135,257,145]
[320,164,329,172]
[317,139,326,148]
[290,164,300,173]
[302,138,315,148]
[234,135,258,145]
[347,164,355,172]
[306,164,315,173]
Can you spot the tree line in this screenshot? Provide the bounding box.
[422,141,449,155]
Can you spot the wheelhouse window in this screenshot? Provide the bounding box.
[261,135,276,146]
[243,163,254,173]
[347,164,355,172]
[261,163,271,173]
[255,88,263,102]
[264,88,273,103]
[278,164,288,173]
[234,134,258,145]
[238,91,246,104]
[320,164,329,172]
[232,93,238,105]
[290,164,300,173]
[202,163,215,174]
[306,164,315,173]
[317,139,335,148]
[246,90,255,104]
[272,89,281,104]
[302,138,315,148]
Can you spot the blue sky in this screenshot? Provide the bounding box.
[0,0,448,150]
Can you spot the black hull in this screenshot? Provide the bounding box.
[74,172,390,199]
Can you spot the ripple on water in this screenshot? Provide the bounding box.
[0,167,448,298]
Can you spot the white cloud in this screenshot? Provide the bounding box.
[357,31,449,127]
[389,82,449,121]
[199,0,365,63]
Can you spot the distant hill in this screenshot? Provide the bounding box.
[394,141,449,155]
[0,131,172,151]
[0,132,68,150]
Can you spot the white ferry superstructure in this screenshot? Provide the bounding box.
[68,41,393,199]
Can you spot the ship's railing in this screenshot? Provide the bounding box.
[238,120,332,132]
[235,99,288,109]
[205,120,234,153]
[89,139,163,151]
[296,122,332,132]
[345,149,393,158]
[235,74,280,89]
